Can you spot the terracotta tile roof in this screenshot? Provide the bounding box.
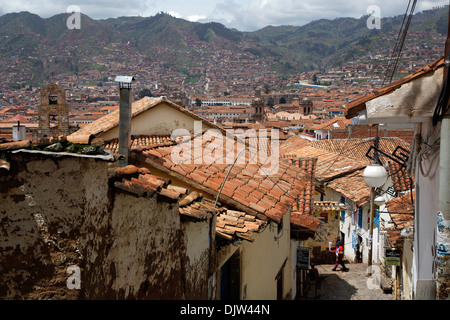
[325,169,371,206]
[279,135,311,155]
[112,164,191,204]
[387,161,414,193]
[310,137,414,194]
[104,135,174,154]
[134,132,315,224]
[264,120,291,129]
[68,96,223,138]
[290,212,322,240]
[177,189,268,243]
[310,137,411,167]
[216,208,268,243]
[313,201,342,212]
[70,97,164,137]
[384,191,415,246]
[345,58,445,119]
[4,114,29,123]
[283,145,367,182]
[284,158,317,215]
[178,191,220,221]
[311,117,351,131]
[0,139,31,152]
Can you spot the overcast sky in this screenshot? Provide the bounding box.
[0,0,448,31]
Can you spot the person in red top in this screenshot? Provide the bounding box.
[330,241,348,271]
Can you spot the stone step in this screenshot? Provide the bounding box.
[380,274,393,294]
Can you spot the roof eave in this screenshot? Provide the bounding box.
[345,57,445,120]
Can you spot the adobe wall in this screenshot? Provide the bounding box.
[0,152,110,299]
[0,151,209,299]
[102,193,185,299]
[180,216,216,299]
[306,218,340,264]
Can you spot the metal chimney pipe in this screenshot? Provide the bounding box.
[115,76,135,167]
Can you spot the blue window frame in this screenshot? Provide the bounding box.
[358,207,363,229]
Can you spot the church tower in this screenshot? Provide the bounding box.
[38,83,69,140]
[251,88,265,123]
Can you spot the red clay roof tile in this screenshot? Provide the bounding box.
[137,131,317,223]
[384,191,415,246]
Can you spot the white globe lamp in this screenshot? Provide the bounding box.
[362,163,388,188]
[374,195,385,206]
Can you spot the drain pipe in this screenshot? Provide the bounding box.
[115,76,135,167]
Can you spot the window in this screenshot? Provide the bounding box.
[358,207,363,229]
[49,94,58,105]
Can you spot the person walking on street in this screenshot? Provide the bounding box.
[330,241,348,271]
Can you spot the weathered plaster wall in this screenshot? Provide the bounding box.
[104,193,185,299]
[240,213,292,300]
[402,238,414,300]
[181,216,215,299]
[100,102,215,141]
[413,121,440,299]
[306,216,340,264]
[0,152,211,300]
[365,68,443,123]
[0,152,110,299]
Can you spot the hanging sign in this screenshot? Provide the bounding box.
[385,249,401,266]
[297,247,310,269]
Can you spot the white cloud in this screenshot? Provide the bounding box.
[187,14,207,22]
[0,0,157,19]
[167,11,181,18]
[0,0,447,31]
[210,0,449,31]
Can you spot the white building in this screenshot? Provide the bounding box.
[345,57,448,300]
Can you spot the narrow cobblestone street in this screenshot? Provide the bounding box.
[311,263,395,300]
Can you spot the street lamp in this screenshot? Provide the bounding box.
[374,195,386,207]
[362,163,387,272]
[362,163,388,188]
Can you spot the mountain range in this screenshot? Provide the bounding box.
[0,6,448,87]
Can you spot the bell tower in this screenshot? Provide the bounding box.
[251,88,265,123]
[38,83,69,140]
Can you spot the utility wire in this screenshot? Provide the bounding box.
[382,0,417,85]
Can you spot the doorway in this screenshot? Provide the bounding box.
[276,268,283,300]
[220,250,240,300]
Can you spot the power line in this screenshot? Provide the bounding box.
[382,0,417,85]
